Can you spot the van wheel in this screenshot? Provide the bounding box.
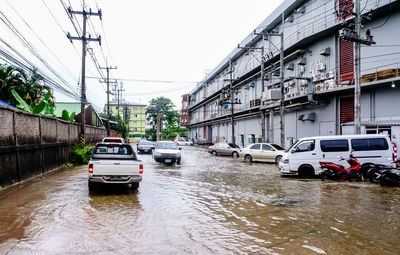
[275,155,282,164]
[211,151,217,156]
[298,165,314,178]
[232,152,239,158]
[244,155,252,163]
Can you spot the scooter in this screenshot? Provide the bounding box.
[320,154,363,181]
[367,159,400,186]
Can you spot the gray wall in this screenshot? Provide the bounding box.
[0,106,108,188]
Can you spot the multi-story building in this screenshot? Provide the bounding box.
[107,100,146,139]
[181,94,190,127]
[185,0,400,155]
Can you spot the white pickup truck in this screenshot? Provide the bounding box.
[88,143,143,190]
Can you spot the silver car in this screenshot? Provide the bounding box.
[239,143,285,163]
[137,140,155,154]
[208,142,240,158]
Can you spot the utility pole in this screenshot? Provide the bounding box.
[229,59,235,144]
[156,109,163,141]
[100,65,117,136]
[114,82,124,119]
[354,0,361,134]
[238,37,266,142]
[338,0,375,134]
[279,13,285,147]
[67,7,101,144]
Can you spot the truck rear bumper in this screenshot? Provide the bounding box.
[89,175,142,184]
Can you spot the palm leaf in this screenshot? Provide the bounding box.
[32,101,46,114]
[11,89,32,112]
[69,112,75,122]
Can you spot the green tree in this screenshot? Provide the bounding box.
[146,96,187,140]
[0,64,54,108]
[99,113,128,138]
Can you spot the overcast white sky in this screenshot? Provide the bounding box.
[0,0,284,110]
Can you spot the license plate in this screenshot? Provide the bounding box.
[144,150,148,152]
[165,159,172,163]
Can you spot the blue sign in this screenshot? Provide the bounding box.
[224,104,229,109]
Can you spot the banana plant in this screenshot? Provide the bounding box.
[61,110,75,122]
[11,89,54,115]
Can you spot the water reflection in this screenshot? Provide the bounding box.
[0,147,400,254]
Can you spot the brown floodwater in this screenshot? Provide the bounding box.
[1,146,400,254]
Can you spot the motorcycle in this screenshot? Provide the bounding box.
[320,154,363,181]
[366,159,400,186]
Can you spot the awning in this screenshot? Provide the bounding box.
[342,120,400,126]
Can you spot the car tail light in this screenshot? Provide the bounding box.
[139,164,143,174]
[88,164,93,173]
[240,149,242,152]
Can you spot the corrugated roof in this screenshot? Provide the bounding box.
[342,120,400,126]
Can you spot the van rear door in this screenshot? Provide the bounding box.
[350,137,392,165]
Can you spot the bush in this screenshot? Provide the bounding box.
[70,143,94,164]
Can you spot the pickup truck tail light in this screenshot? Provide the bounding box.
[139,164,143,174]
[88,164,93,173]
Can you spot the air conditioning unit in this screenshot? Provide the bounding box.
[327,71,335,79]
[317,63,326,71]
[263,89,281,101]
[324,80,335,90]
[289,80,295,86]
[320,73,326,80]
[299,79,308,86]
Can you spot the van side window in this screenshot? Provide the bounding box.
[320,139,349,152]
[294,140,315,152]
[351,138,389,151]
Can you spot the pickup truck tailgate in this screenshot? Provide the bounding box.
[91,160,139,176]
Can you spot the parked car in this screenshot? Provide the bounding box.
[88,143,143,190]
[102,137,125,144]
[279,134,394,178]
[208,142,240,158]
[137,140,155,154]
[239,143,285,163]
[176,137,193,146]
[153,141,182,165]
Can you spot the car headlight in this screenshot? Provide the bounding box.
[283,159,289,164]
[154,151,161,157]
[177,152,181,157]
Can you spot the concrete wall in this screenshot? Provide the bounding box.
[0,105,108,188]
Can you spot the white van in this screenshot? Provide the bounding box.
[279,134,394,177]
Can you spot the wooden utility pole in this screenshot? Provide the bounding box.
[354,0,361,134]
[279,13,285,147]
[229,59,235,144]
[100,65,117,135]
[67,7,101,144]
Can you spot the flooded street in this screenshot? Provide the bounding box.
[1,146,400,254]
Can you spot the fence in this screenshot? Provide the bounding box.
[0,105,109,188]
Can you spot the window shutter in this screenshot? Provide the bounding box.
[339,39,354,83]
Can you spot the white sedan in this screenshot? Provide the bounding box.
[176,138,193,146]
[239,143,285,163]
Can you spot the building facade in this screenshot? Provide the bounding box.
[107,101,146,138]
[185,0,400,156]
[181,94,190,127]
